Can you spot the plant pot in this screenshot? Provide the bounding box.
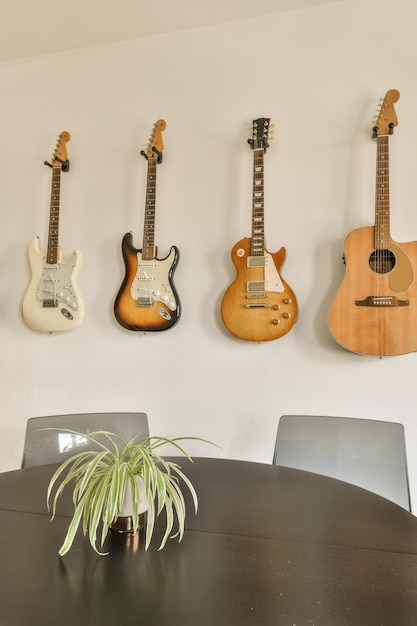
[110,476,148,534]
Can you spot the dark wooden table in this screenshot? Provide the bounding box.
[1,457,417,625]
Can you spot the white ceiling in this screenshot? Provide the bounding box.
[1,0,341,62]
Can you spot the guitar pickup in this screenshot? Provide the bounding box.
[247,281,266,292]
[247,256,267,268]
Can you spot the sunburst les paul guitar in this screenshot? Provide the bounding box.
[221,118,298,342]
[114,119,180,331]
[328,89,417,356]
[22,131,84,332]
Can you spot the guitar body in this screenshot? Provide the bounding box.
[328,226,417,356]
[221,237,298,342]
[22,236,84,332]
[114,232,181,331]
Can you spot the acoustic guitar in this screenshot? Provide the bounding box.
[221,118,298,342]
[114,120,181,331]
[22,131,84,332]
[328,89,417,356]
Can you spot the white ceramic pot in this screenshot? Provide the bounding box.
[119,475,148,516]
[111,475,148,534]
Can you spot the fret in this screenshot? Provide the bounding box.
[374,135,390,250]
[142,157,157,261]
[46,166,61,264]
[251,148,265,256]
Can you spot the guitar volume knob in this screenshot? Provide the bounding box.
[283,298,292,304]
[283,312,291,319]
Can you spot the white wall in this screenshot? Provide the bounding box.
[1,0,417,506]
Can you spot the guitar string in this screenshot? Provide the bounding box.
[252,148,264,287]
[376,135,390,278]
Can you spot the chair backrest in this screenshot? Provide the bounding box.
[22,412,149,468]
[273,415,411,510]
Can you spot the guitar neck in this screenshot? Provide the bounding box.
[142,156,158,260]
[251,148,265,256]
[46,166,61,264]
[374,134,391,249]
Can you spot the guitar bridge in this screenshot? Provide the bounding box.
[136,297,154,308]
[355,296,409,307]
[43,299,58,308]
[245,303,270,309]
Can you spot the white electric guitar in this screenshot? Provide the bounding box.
[22,131,84,332]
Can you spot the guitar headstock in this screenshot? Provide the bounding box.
[142,119,167,163]
[372,89,400,137]
[248,118,273,152]
[51,131,71,169]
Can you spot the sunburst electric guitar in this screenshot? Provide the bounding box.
[114,120,180,331]
[221,118,298,342]
[22,131,84,332]
[328,89,417,356]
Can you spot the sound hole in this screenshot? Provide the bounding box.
[369,249,396,274]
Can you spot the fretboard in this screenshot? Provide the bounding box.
[142,157,158,260]
[374,134,391,249]
[251,148,265,256]
[46,166,61,264]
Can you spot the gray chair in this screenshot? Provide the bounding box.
[21,412,149,468]
[273,415,411,510]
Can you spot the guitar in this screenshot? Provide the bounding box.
[221,118,298,342]
[22,131,84,332]
[328,89,417,356]
[114,120,180,331]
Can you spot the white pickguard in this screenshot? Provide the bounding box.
[246,252,285,292]
[131,248,177,311]
[22,237,84,332]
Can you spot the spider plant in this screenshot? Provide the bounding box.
[46,431,211,556]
